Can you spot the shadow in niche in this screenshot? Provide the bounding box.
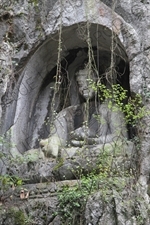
[33,47,131,148]
[42,47,130,97]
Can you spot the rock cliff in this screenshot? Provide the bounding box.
[0,0,150,224]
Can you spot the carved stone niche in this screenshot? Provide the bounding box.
[2,0,142,158]
[1,23,130,156]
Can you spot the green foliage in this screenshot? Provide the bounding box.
[29,0,39,6]
[57,173,128,225]
[12,210,25,225]
[0,136,25,192]
[53,157,64,171]
[91,82,146,125]
[0,174,23,191]
[0,136,23,190]
[57,151,130,225]
[5,208,29,225]
[0,135,14,149]
[57,174,97,225]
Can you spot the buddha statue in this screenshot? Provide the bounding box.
[40,60,128,158]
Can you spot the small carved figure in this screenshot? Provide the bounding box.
[20,188,29,199]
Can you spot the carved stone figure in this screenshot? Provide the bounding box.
[40,61,128,158]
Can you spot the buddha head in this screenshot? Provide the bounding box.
[75,62,97,100]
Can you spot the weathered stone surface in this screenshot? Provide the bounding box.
[0,180,78,225]
[85,183,150,225]
[85,191,116,225]
[0,0,150,224]
[3,140,134,183]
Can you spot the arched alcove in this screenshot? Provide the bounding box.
[1,23,130,154]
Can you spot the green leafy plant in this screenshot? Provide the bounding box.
[90,82,146,126]
[0,174,23,191]
[3,208,31,225]
[57,150,131,225]
[57,175,98,225]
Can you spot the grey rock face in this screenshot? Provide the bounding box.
[0,0,150,224]
[85,192,116,225]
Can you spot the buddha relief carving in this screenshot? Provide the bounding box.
[40,53,128,158]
